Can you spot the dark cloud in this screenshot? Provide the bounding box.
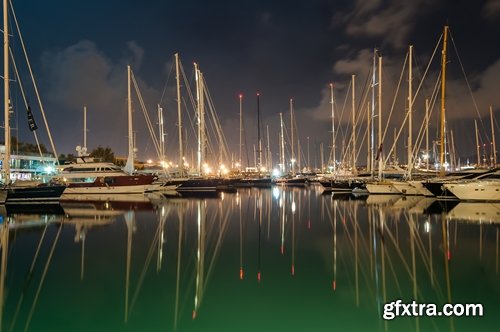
[38,40,161,157]
[483,0,500,19]
[334,0,439,49]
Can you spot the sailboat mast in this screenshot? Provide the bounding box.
[290,98,295,175]
[490,106,497,167]
[475,120,480,167]
[351,75,357,175]
[378,55,383,180]
[330,83,336,173]
[266,124,271,171]
[408,45,413,178]
[83,106,87,154]
[195,63,205,175]
[3,0,10,180]
[426,99,429,171]
[280,112,285,173]
[124,65,134,174]
[157,104,165,162]
[239,94,243,169]
[257,93,262,172]
[440,26,449,176]
[174,53,183,172]
[367,102,370,172]
[370,50,376,174]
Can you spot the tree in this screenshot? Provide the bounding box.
[5,136,49,154]
[90,146,115,163]
[59,153,76,164]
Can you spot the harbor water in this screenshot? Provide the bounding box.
[0,185,498,331]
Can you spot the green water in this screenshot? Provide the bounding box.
[0,186,499,331]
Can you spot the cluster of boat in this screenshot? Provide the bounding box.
[0,155,315,204]
[319,168,500,201]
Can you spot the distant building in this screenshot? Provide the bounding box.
[0,144,58,181]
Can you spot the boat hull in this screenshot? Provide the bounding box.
[274,178,307,186]
[320,179,365,192]
[444,181,500,201]
[4,184,66,204]
[365,182,400,195]
[176,178,231,192]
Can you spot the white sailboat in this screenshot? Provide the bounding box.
[55,66,161,198]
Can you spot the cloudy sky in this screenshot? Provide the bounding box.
[6,0,500,167]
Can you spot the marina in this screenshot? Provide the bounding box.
[0,1,499,331]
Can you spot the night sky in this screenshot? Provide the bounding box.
[6,0,500,167]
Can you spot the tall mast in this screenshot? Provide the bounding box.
[195,63,205,175]
[3,0,10,180]
[297,141,301,173]
[475,120,480,167]
[174,53,183,172]
[257,93,262,173]
[157,104,165,162]
[290,98,295,175]
[307,136,310,172]
[370,49,376,174]
[440,26,449,176]
[266,124,271,171]
[320,142,324,173]
[408,45,413,179]
[329,83,336,173]
[124,65,134,174]
[239,94,243,170]
[366,102,370,172]
[84,106,87,153]
[490,106,497,167]
[425,99,429,172]
[378,56,383,180]
[280,112,285,173]
[351,75,357,175]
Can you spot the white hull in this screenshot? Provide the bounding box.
[62,184,159,196]
[407,180,434,196]
[392,181,428,196]
[365,182,400,195]
[444,181,500,201]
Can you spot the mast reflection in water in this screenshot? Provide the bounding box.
[0,188,498,331]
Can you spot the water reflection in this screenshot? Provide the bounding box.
[0,187,498,331]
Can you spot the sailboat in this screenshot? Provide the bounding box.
[55,67,161,198]
[234,93,272,188]
[273,98,306,186]
[0,0,65,204]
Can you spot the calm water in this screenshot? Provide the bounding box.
[0,186,499,332]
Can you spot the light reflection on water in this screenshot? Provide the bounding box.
[0,186,499,331]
